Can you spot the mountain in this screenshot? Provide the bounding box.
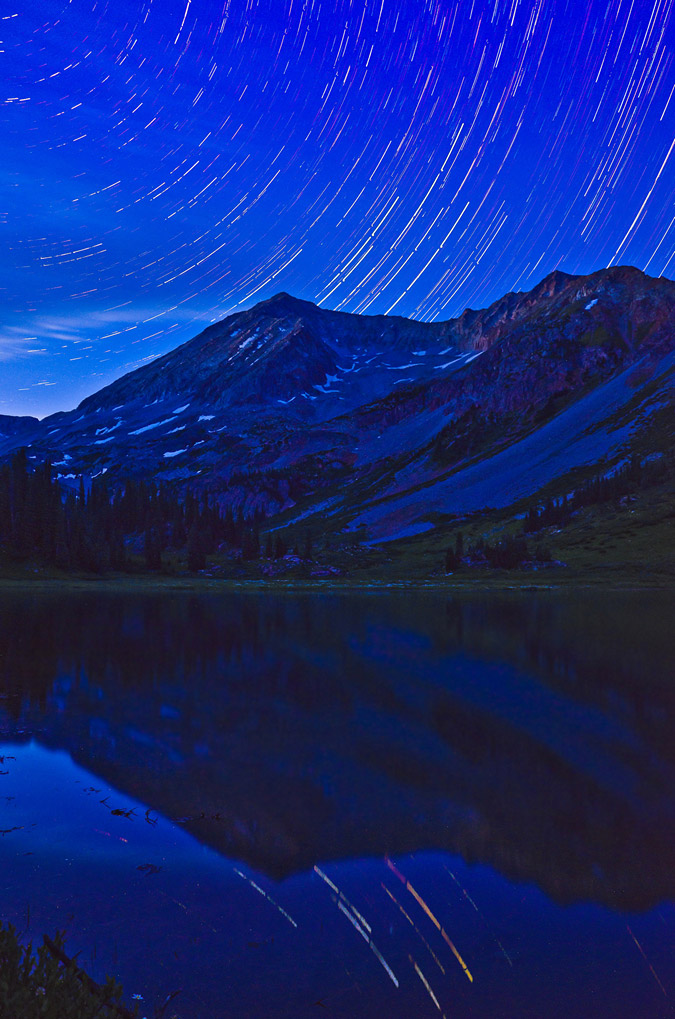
[2,266,674,543]
[0,414,39,441]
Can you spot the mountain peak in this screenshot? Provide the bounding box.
[530,269,578,297]
[591,264,650,285]
[255,291,316,315]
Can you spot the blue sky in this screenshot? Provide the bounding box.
[3,0,675,416]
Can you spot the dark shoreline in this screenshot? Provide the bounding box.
[1,571,673,593]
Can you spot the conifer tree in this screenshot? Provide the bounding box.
[187,523,206,571]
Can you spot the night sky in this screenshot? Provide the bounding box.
[3,0,675,417]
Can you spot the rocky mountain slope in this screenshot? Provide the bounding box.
[2,266,673,541]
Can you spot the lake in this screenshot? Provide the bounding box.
[0,588,673,1017]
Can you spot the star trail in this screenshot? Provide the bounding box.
[2,0,674,415]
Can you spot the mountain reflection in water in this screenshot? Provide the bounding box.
[0,589,673,1017]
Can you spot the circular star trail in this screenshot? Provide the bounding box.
[2,0,675,415]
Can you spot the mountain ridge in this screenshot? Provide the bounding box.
[1,264,673,545]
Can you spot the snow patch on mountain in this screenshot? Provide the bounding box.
[95,419,122,436]
[131,417,176,435]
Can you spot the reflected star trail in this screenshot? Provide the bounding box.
[2,0,674,414]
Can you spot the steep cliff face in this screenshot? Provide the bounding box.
[2,266,674,530]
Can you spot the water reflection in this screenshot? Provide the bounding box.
[1,589,673,913]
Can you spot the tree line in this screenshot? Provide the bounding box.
[523,452,671,533]
[0,449,266,573]
[443,450,673,573]
[444,530,553,572]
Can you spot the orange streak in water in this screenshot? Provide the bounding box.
[385,857,474,983]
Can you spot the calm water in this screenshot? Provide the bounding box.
[0,589,673,1018]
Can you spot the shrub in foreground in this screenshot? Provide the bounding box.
[0,922,135,1019]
